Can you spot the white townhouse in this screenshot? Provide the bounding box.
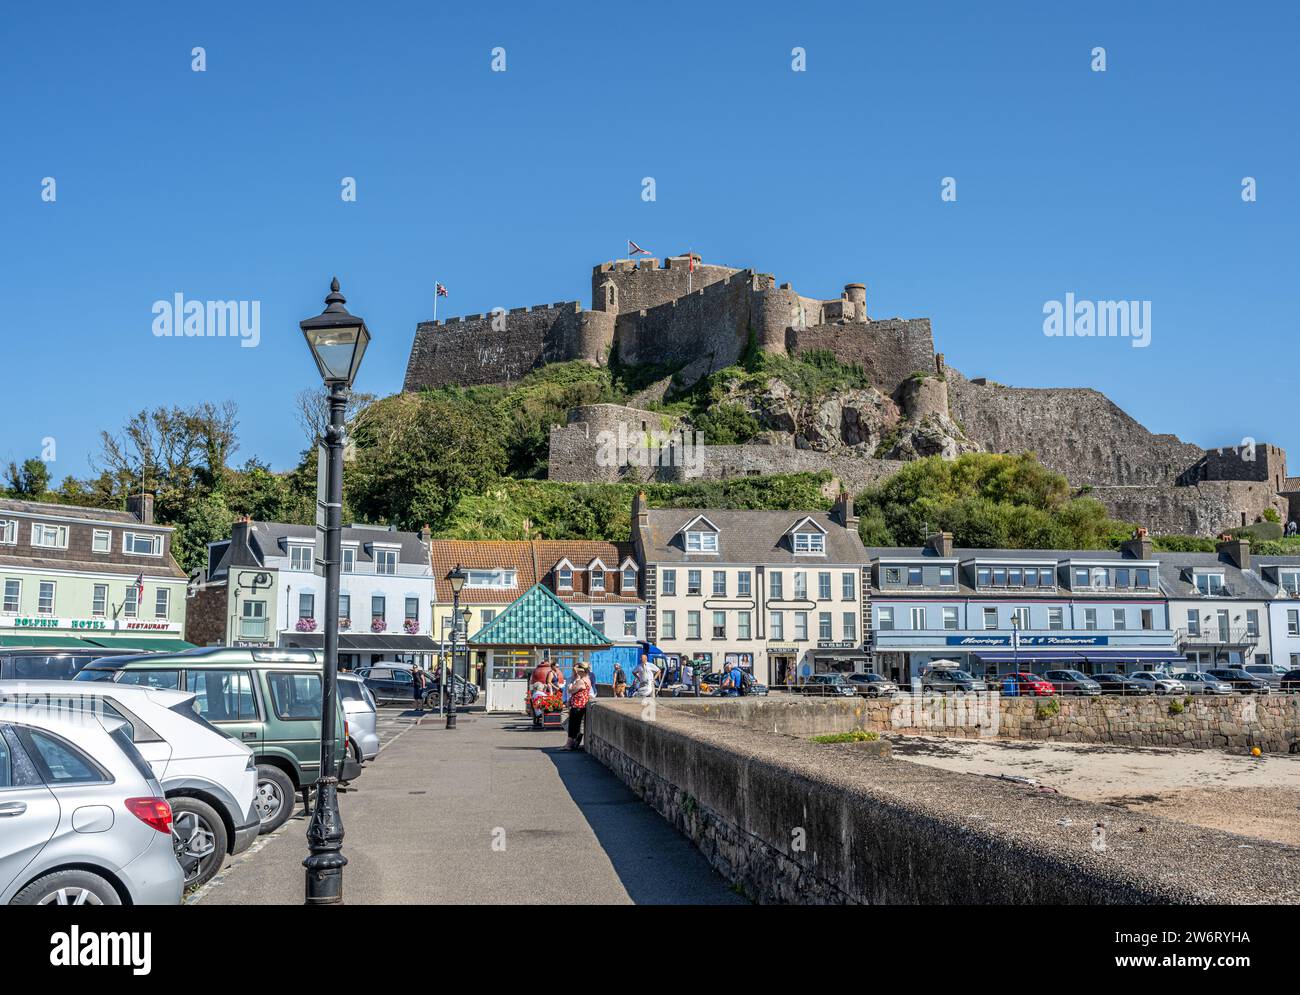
[1250,552,1300,671]
[1159,539,1276,670]
[187,517,437,669]
[632,492,868,686]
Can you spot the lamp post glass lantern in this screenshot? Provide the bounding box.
[300,277,369,905]
[446,565,467,728]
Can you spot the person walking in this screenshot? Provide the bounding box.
[565,663,592,751]
[612,662,627,698]
[412,666,427,712]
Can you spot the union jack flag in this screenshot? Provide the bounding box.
[627,240,650,256]
[435,282,448,297]
[134,572,144,603]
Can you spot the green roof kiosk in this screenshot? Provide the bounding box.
[470,584,612,713]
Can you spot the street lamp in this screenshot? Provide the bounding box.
[446,564,467,729]
[299,277,370,906]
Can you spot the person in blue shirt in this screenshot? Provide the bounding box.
[720,662,745,696]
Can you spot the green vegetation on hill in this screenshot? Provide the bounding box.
[437,474,836,541]
[854,452,1134,550]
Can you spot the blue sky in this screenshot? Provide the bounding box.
[4,1,1296,481]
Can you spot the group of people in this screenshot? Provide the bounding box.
[528,657,593,751]
[610,655,750,697]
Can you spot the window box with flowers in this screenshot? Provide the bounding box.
[339,617,352,631]
[371,616,387,633]
[530,688,564,729]
[403,618,420,635]
[295,617,318,633]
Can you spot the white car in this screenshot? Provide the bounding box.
[1128,671,1186,694]
[0,703,183,905]
[0,680,258,889]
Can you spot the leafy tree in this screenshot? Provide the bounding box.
[5,458,51,498]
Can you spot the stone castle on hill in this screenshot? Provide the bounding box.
[403,254,1297,536]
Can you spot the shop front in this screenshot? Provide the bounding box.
[766,644,799,687]
[280,631,439,670]
[812,642,871,675]
[0,615,195,652]
[469,584,611,713]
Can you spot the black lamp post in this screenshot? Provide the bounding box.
[299,277,370,905]
[446,564,467,729]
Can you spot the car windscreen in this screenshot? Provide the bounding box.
[947,672,974,681]
[72,668,117,682]
[8,655,84,681]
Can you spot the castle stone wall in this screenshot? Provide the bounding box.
[614,270,757,372]
[593,256,741,315]
[403,302,613,390]
[1091,481,1288,535]
[786,318,935,398]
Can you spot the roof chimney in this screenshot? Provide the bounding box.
[1217,535,1251,571]
[833,491,858,530]
[926,531,954,557]
[1120,526,1153,560]
[126,492,155,525]
[420,523,432,543]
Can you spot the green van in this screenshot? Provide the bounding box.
[74,646,361,833]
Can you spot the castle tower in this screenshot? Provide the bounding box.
[843,283,867,322]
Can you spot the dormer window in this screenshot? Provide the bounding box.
[1195,573,1225,596]
[1280,569,1300,597]
[467,568,517,589]
[557,565,573,589]
[32,523,69,550]
[288,543,313,571]
[123,531,161,556]
[622,564,636,592]
[793,532,824,554]
[375,549,399,575]
[685,531,718,553]
[591,568,605,592]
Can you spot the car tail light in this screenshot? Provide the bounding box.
[125,796,173,834]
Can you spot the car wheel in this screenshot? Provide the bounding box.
[350,738,363,765]
[170,796,227,888]
[255,765,296,834]
[424,691,440,710]
[11,869,122,906]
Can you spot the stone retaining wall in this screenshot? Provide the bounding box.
[693,693,1300,754]
[586,699,1300,904]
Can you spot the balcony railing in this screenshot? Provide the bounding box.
[1175,626,1258,649]
[238,618,269,639]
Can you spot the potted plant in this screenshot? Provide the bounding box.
[339,617,352,631]
[295,617,318,633]
[403,618,420,635]
[371,616,387,633]
[534,689,564,729]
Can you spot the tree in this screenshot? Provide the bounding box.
[5,458,50,498]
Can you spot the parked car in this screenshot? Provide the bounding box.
[997,672,1057,697]
[1205,668,1272,694]
[75,647,359,834]
[0,646,149,682]
[1127,671,1186,694]
[0,679,259,888]
[0,703,184,905]
[846,672,899,698]
[1172,672,1234,695]
[920,669,988,693]
[357,665,479,708]
[339,673,379,761]
[792,674,859,697]
[1282,669,1300,693]
[1044,670,1102,696]
[1243,663,1291,689]
[1092,673,1154,695]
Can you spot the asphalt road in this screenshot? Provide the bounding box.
[191,708,743,905]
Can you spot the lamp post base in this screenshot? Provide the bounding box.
[445,711,457,729]
[303,777,347,905]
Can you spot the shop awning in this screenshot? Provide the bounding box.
[281,633,439,653]
[0,635,100,649]
[83,636,196,652]
[972,648,1186,666]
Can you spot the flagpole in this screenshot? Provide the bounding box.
[433,279,438,323]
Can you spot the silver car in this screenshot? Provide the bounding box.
[1173,672,1233,695]
[339,673,379,762]
[1128,671,1185,694]
[0,703,183,905]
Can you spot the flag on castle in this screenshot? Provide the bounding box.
[628,240,650,256]
[436,282,448,297]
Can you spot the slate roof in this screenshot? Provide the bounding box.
[642,509,864,564]
[1156,552,1279,600]
[428,539,642,604]
[467,583,612,648]
[0,499,147,526]
[208,521,429,578]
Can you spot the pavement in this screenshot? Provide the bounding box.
[191,707,744,905]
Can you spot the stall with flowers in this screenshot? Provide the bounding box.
[470,583,612,713]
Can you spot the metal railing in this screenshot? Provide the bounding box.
[1174,626,1258,649]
